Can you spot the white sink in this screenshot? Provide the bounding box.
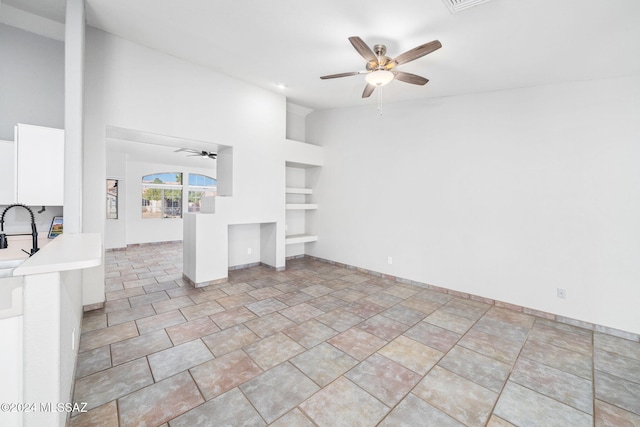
[0,259,24,279]
[0,274,23,318]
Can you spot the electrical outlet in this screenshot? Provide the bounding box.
[557,288,566,299]
[387,257,393,265]
[247,248,252,255]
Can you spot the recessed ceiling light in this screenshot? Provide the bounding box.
[276,83,287,90]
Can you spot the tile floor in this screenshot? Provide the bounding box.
[69,242,640,426]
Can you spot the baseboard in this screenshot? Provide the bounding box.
[82,302,104,312]
[106,240,183,251]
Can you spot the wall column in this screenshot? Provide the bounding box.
[64,0,85,234]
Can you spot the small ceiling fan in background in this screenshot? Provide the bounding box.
[321,36,442,98]
[174,148,217,159]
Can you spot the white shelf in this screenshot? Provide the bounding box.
[286,203,318,210]
[285,234,318,245]
[286,187,313,195]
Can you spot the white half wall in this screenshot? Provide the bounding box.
[306,75,640,335]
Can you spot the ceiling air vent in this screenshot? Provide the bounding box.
[442,0,492,13]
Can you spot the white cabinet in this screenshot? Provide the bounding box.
[15,124,64,206]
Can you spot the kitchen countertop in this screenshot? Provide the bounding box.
[13,233,102,276]
[0,233,52,261]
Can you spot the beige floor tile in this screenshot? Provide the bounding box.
[414,366,498,427]
[180,300,225,321]
[346,353,422,406]
[494,381,592,427]
[284,318,338,348]
[520,338,593,380]
[69,401,119,427]
[107,304,156,326]
[110,329,173,366]
[300,376,389,427]
[164,316,220,345]
[169,388,265,427]
[280,302,324,323]
[510,356,593,413]
[75,345,111,379]
[206,305,256,329]
[379,335,443,375]
[216,292,257,309]
[201,324,260,357]
[379,393,464,427]
[135,309,186,334]
[328,327,386,360]
[594,333,640,362]
[424,309,476,334]
[118,371,203,426]
[241,362,320,423]
[382,304,428,326]
[270,408,315,427]
[528,322,594,355]
[147,339,213,381]
[317,308,364,332]
[595,399,640,426]
[404,321,461,353]
[79,321,138,353]
[595,370,640,415]
[439,345,511,393]
[190,349,262,400]
[358,314,410,341]
[73,358,153,411]
[245,312,296,338]
[128,290,169,307]
[244,332,305,370]
[75,244,639,427]
[151,295,194,314]
[290,342,358,386]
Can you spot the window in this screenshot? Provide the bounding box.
[188,174,217,212]
[141,173,183,219]
[107,179,118,219]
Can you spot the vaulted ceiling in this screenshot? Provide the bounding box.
[3,0,640,110]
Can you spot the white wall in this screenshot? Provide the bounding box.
[228,223,262,267]
[84,28,287,268]
[0,23,65,236]
[286,103,313,143]
[307,75,640,335]
[0,140,15,204]
[0,23,64,141]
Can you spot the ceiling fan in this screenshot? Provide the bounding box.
[320,36,442,98]
[174,148,217,159]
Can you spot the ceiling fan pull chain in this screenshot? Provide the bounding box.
[378,85,383,116]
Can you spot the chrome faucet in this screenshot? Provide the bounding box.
[0,203,40,257]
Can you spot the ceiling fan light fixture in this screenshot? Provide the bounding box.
[365,70,394,86]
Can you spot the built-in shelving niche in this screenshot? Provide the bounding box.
[285,163,319,258]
